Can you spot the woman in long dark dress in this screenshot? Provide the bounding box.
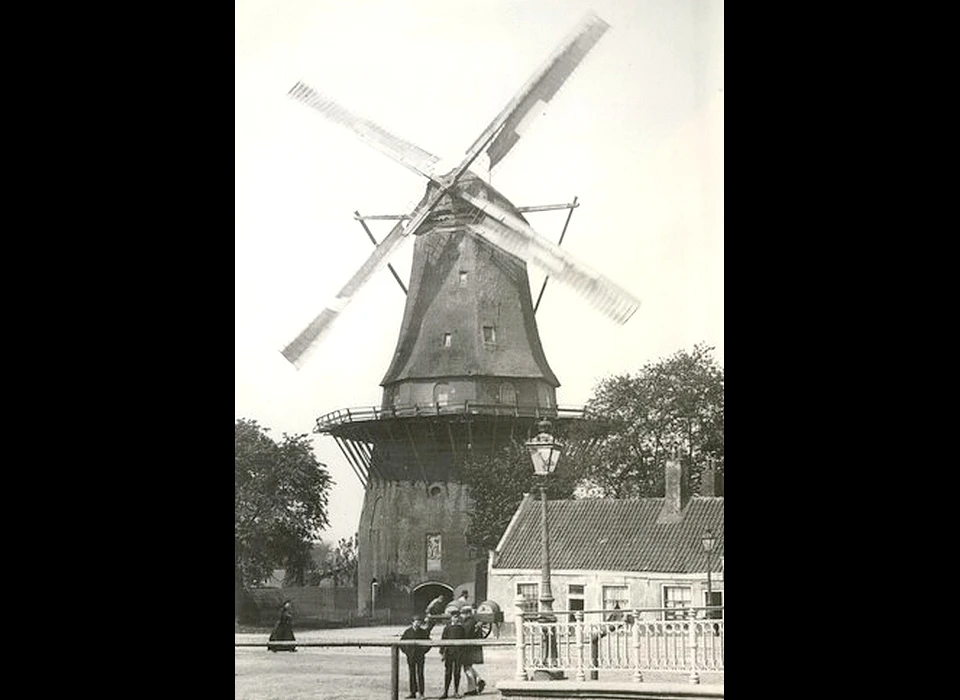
[268,600,297,652]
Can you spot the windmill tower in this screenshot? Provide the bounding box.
[279,13,640,615]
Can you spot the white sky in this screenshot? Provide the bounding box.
[235,0,724,544]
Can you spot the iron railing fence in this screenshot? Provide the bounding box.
[517,606,723,683]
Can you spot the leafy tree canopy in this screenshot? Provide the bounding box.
[571,342,724,498]
[235,418,333,589]
[460,440,581,551]
[293,533,359,587]
[460,344,723,551]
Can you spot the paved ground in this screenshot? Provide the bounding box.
[235,625,722,700]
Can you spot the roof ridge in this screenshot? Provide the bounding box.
[494,492,532,555]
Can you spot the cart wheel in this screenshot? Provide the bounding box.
[478,621,493,638]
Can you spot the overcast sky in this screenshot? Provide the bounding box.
[235,0,724,544]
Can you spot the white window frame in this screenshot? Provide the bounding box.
[516,582,540,615]
[567,583,585,620]
[661,584,693,620]
[602,584,629,620]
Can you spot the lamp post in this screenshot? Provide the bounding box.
[525,419,563,679]
[701,529,716,618]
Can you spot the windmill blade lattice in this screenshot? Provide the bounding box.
[476,12,610,171]
[460,191,638,325]
[288,82,442,182]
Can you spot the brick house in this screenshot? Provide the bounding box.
[486,458,724,629]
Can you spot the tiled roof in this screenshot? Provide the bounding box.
[493,496,723,573]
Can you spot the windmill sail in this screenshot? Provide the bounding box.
[288,82,442,181]
[281,12,636,370]
[470,12,610,171]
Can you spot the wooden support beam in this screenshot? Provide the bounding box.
[446,421,458,465]
[352,200,579,221]
[353,438,376,480]
[516,201,580,213]
[535,195,578,313]
[354,210,408,295]
[334,437,367,488]
[404,422,429,484]
[345,440,383,479]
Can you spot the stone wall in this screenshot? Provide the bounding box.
[242,586,358,626]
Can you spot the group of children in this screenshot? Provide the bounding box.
[400,591,487,699]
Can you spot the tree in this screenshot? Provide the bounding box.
[314,534,359,587]
[460,441,581,552]
[235,418,333,595]
[570,343,724,498]
[282,539,329,587]
[457,344,723,551]
[289,535,358,587]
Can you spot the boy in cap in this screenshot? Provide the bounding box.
[400,614,431,699]
[439,608,465,698]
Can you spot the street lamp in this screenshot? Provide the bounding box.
[525,419,563,679]
[701,529,716,618]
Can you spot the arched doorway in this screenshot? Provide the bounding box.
[434,383,451,407]
[412,581,453,619]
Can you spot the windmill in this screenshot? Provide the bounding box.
[281,12,639,615]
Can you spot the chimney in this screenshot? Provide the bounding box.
[657,447,686,524]
[701,457,715,497]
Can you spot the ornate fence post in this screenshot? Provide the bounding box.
[687,612,700,685]
[632,609,643,683]
[515,597,527,681]
[575,610,586,681]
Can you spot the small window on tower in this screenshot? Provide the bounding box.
[443,333,452,347]
[482,326,496,343]
[459,271,468,286]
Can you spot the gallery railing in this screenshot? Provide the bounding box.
[315,403,594,430]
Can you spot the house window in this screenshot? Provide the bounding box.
[459,271,468,286]
[482,325,496,343]
[663,585,693,620]
[426,534,442,572]
[442,332,452,347]
[602,585,629,620]
[499,382,517,405]
[704,590,723,619]
[516,583,539,615]
[568,584,585,621]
